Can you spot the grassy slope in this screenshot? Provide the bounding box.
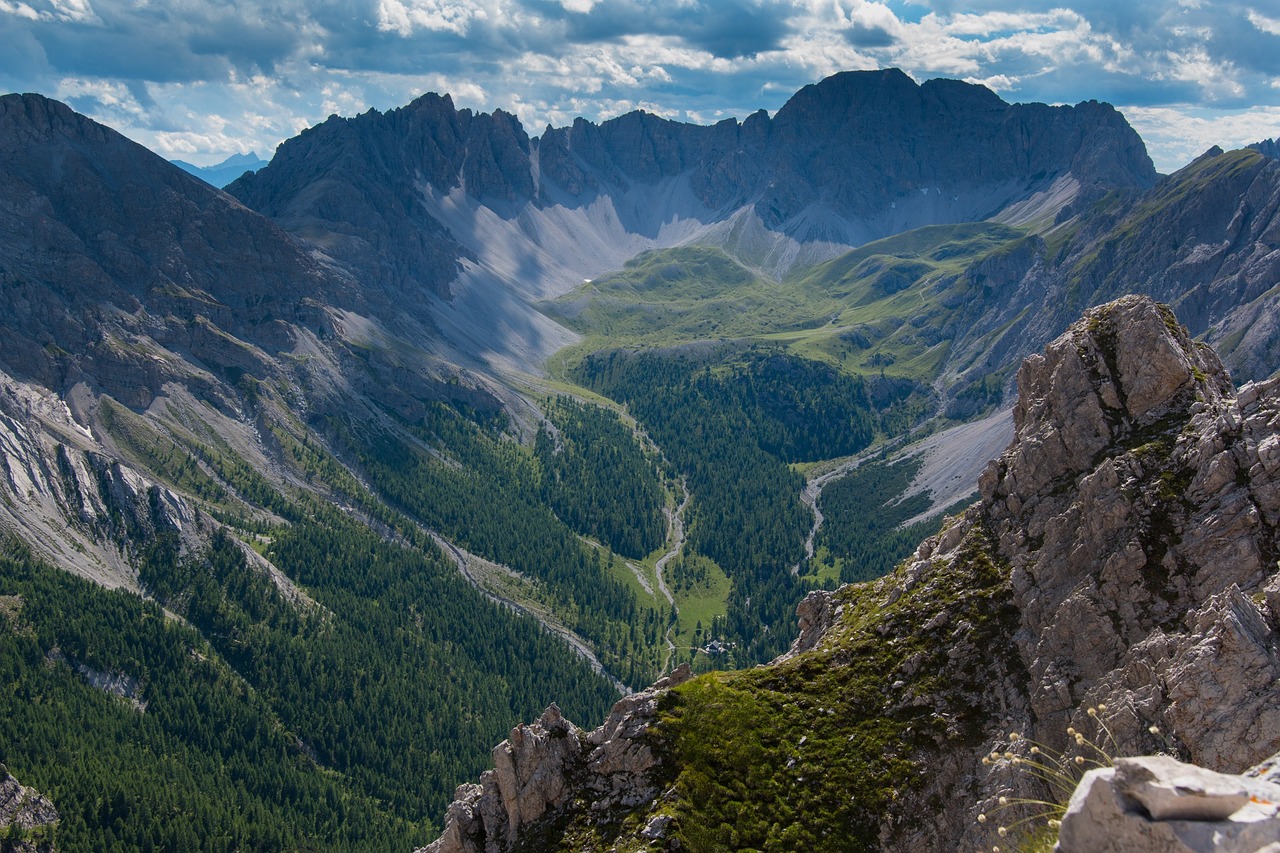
[551,517,1024,853]
[544,223,1029,386]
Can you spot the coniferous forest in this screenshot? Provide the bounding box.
[0,499,620,851]
[574,345,926,663]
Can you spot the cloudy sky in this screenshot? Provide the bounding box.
[2,0,1279,174]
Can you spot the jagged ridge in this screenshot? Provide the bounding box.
[228,69,1156,369]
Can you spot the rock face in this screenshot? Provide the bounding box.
[422,296,1280,852]
[0,765,58,851]
[952,295,1280,849]
[980,296,1280,771]
[419,665,693,853]
[1250,137,1280,160]
[1056,754,1280,853]
[1061,148,1280,384]
[0,92,506,590]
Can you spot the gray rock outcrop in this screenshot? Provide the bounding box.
[979,295,1280,771]
[1056,754,1280,853]
[420,665,692,853]
[0,765,58,851]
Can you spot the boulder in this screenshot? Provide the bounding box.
[1056,755,1280,853]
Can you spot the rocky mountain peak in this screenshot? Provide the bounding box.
[228,69,1160,351]
[977,296,1280,772]
[0,91,358,401]
[988,295,1232,504]
[1251,137,1280,160]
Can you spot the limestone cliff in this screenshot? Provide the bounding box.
[423,295,1280,852]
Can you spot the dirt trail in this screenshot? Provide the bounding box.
[653,478,689,670]
[794,449,880,574]
[653,479,688,607]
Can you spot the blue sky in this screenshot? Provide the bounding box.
[2,0,1279,173]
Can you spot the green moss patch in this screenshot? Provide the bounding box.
[644,518,1022,852]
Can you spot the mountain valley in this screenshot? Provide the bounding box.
[1,68,1280,851]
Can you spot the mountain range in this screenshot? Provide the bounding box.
[226,68,1157,371]
[1,69,1279,851]
[171,151,269,189]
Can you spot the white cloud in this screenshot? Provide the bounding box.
[1247,9,1280,36]
[0,1,42,21]
[48,0,98,23]
[374,0,487,36]
[1120,104,1280,172]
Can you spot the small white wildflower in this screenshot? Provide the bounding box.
[1066,727,1076,736]
[998,796,1008,806]
[978,813,987,823]
[1149,726,1161,735]
[998,826,1008,838]
[1075,756,1085,765]
[1087,707,1097,717]
[1003,751,1014,760]
[982,756,991,766]
[1075,734,1085,746]
[1009,732,1020,741]
[1030,746,1040,755]
[1048,819,1061,829]
[1097,703,1107,711]
[1011,757,1022,765]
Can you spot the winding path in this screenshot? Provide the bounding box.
[653,479,689,607]
[652,478,689,669]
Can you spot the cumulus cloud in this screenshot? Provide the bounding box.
[0,0,1276,171]
[1122,104,1280,172]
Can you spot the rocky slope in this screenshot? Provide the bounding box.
[228,69,1155,370]
[0,92,517,587]
[857,143,1280,410]
[0,765,57,852]
[423,296,1280,852]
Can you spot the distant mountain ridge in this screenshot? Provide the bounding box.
[1250,137,1280,160]
[171,151,269,188]
[228,69,1156,370]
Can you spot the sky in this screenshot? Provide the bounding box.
[2,0,1280,174]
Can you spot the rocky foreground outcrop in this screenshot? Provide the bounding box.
[424,295,1280,852]
[420,666,693,853]
[1056,753,1280,853]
